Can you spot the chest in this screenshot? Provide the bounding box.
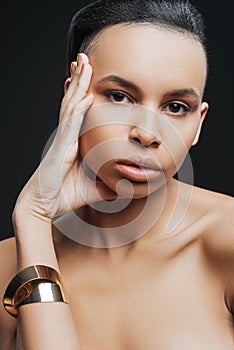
[61,250,233,350]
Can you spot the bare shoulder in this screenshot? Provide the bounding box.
[192,186,234,251]
[191,183,233,210]
[192,186,234,310]
[189,185,233,249]
[0,236,17,277]
[0,237,17,349]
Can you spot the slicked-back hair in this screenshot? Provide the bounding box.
[66,0,207,76]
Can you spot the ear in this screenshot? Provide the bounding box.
[64,77,71,95]
[192,101,209,146]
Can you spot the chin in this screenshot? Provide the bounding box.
[109,178,166,201]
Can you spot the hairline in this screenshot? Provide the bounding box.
[81,22,206,57]
[80,22,208,86]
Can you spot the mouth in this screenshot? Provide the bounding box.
[115,157,162,182]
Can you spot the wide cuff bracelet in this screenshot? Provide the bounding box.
[3,265,68,317]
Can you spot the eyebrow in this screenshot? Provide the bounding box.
[164,88,200,100]
[97,75,200,100]
[97,75,143,94]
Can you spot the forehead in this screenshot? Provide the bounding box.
[88,24,207,96]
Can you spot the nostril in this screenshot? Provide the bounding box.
[151,140,160,147]
[133,137,141,144]
[129,127,162,147]
[132,137,160,148]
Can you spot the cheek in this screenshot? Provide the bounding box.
[79,126,128,171]
[79,130,111,183]
[160,119,200,170]
[79,104,131,160]
[79,128,107,158]
[79,128,109,168]
[161,115,198,155]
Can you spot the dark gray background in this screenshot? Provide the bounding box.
[1,1,233,240]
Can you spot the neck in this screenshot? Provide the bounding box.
[76,178,188,249]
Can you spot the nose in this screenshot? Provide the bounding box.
[129,125,161,148]
[128,105,162,148]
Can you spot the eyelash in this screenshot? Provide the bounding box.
[104,90,134,104]
[104,90,191,116]
[162,102,191,116]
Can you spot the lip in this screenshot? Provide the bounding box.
[115,156,162,182]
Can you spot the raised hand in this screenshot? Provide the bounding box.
[14,53,115,222]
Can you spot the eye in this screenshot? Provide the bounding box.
[163,102,190,116]
[104,90,134,104]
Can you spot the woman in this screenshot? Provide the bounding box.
[0,0,233,349]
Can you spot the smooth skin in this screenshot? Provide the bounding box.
[0,25,233,349]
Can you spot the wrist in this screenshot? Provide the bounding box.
[13,193,52,227]
[13,204,52,243]
[13,207,59,272]
[3,265,67,317]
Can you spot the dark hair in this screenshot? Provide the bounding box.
[66,0,207,76]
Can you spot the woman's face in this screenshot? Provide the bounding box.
[79,24,208,198]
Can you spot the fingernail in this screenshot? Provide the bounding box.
[79,53,89,64]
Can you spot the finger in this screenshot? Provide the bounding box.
[65,53,89,100]
[77,53,89,66]
[52,93,94,160]
[71,53,88,80]
[61,63,92,124]
[64,63,81,101]
[69,61,77,75]
[62,92,94,141]
[60,63,92,125]
[69,62,92,105]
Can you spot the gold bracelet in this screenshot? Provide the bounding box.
[3,265,68,317]
[17,281,65,306]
